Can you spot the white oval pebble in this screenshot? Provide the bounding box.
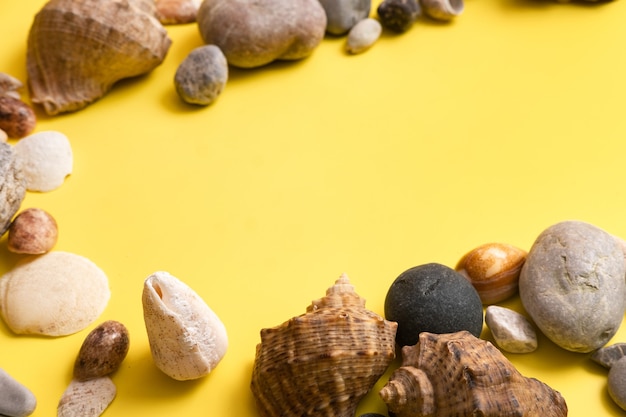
[485,305,537,353]
[13,130,73,192]
[346,18,382,55]
[0,368,37,417]
[0,251,110,336]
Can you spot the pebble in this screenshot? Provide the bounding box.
[455,242,527,304]
[377,0,421,33]
[0,251,110,336]
[318,0,371,35]
[0,96,36,139]
[519,220,626,353]
[591,343,626,369]
[174,45,228,106]
[384,263,483,348]
[346,18,382,54]
[0,142,26,236]
[0,368,37,417]
[485,305,537,353]
[13,131,73,192]
[609,357,626,411]
[8,207,58,254]
[73,320,130,381]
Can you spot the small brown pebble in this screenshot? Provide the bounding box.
[0,96,36,139]
[8,208,58,254]
[456,242,527,304]
[73,320,130,381]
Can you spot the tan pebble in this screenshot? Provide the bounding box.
[57,377,116,417]
[485,305,537,353]
[0,96,36,139]
[142,271,228,380]
[8,208,58,254]
[13,131,73,192]
[73,321,130,381]
[155,0,201,24]
[346,18,382,54]
[456,242,527,304]
[0,128,8,143]
[0,251,110,336]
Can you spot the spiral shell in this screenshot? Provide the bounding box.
[26,0,171,115]
[380,331,568,417]
[250,274,398,417]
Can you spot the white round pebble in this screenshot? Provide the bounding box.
[485,305,537,353]
[0,368,37,417]
[13,130,73,192]
[346,18,382,55]
[609,357,626,411]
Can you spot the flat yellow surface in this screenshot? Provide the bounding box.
[2,0,626,415]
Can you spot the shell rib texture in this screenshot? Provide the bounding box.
[380,331,568,417]
[27,0,172,115]
[250,274,398,417]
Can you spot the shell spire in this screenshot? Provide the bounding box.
[251,274,398,417]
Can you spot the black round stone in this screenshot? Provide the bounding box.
[384,263,483,348]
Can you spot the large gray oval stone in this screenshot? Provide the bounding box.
[519,220,626,353]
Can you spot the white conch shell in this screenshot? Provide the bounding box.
[142,271,228,380]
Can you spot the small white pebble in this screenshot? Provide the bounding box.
[13,130,73,192]
[346,18,382,55]
[485,305,537,353]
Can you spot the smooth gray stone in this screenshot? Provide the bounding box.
[609,357,626,410]
[519,221,626,353]
[318,0,371,35]
[0,368,36,417]
[174,45,228,106]
[591,343,626,369]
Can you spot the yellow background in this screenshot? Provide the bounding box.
[2,0,626,415]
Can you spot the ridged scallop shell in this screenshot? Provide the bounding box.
[142,271,228,381]
[250,274,398,417]
[26,0,172,115]
[380,331,568,417]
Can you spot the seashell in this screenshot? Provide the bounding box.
[57,377,116,417]
[380,331,568,417]
[419,0,463,21]
[250,273,398,417]
[142,271,228,381]
[26,0,172,115]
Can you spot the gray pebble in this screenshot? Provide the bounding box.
[609,357,626,410]
[384,263,483,348]
[519,220,626,353]
[346,18,382,54]
[0,142,26,236]
[591,343,626,369]
[485,305,537,353]
[318,0,371,35]
[0,368,36,417]
[174,45,228,106]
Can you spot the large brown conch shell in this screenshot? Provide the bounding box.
[380,331,568,417]
[250,274,398,417]
[26,0,172,115]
